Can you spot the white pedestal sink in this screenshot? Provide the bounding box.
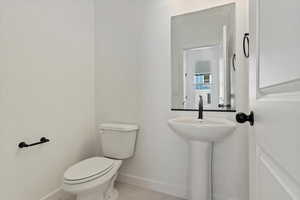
[168,117,236,200]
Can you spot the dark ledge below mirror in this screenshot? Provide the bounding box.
[171,108,236,112]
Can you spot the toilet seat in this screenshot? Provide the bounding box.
[62,159,122,195]
[64,157,114,185]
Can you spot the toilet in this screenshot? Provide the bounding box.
[62,123,139,200]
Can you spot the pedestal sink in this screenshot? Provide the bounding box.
[168,117,236,200]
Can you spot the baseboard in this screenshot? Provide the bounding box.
[39,177,237,200]
[117,173,187,199]
[213,194,240,200]
[39,188,75,200]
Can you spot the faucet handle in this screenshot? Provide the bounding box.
[199,95,203,102]
[198,95,203,119]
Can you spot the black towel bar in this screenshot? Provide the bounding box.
[18,137,50,148]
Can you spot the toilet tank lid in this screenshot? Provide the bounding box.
[99,123,139,132]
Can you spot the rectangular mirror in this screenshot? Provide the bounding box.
[171,3,236,112]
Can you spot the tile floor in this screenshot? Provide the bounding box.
[116,182,184,200]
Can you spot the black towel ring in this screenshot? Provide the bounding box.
[232,53,236,71]
[243,33,250,58]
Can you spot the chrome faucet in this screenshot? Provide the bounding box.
[198,95,203,119]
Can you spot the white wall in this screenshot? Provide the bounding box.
[0,1,96,199]
[95,0,140,125]
[95,1,249,200]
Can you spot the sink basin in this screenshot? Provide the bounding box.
[168,117,236,142]
[168,116,236,200]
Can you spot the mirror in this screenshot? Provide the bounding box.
[171,3,236,112]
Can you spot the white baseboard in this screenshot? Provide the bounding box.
[39,177,237,200]
[213,194,240,200]
[40,188,75,200]
[117,173,187,199]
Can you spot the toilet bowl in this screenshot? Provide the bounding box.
[62,123,138,200]
[62,157,122,200]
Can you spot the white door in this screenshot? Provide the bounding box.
[249,0,300,200]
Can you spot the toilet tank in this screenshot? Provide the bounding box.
[99,123,139,160]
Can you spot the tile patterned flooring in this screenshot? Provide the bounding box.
[116,182,185,200]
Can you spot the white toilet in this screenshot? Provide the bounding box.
[62,123,139,200]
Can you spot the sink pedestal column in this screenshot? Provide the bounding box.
[188,141,212,200]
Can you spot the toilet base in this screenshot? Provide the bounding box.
[105,189,118,200]
[76,172,119,200]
